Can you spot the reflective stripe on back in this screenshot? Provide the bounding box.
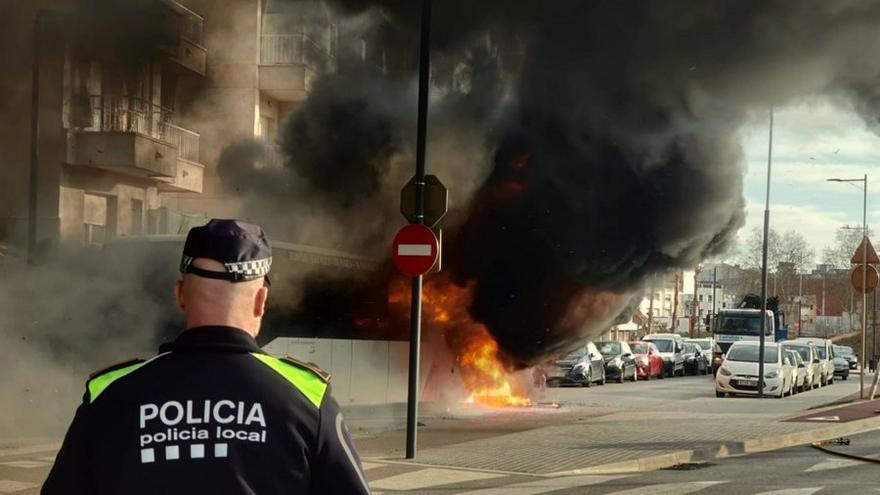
[250,353,328,408]
[88,362,145,403]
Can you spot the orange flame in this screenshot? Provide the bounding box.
[388,276,532,407]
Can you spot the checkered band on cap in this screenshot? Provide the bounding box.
[225,257,272,279]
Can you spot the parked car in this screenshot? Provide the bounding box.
[628,341,664,380]
[833,355,850,380]
[793,338,834,386]
[642,333,685,377]
[833,344,858,370]
[781,350,795,397]
[783,342,821,390]
[682,342,710,375]
[787,349,807,393]
[596,341,638,383]
[711,342,725,376]
[715,341,790,398]
[546,341,606,387]
[686,338,715,355]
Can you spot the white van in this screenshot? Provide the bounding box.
[793,338,835,386]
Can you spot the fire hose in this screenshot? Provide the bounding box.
[810,437,880,464]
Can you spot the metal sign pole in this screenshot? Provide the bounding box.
[405,0,432,460]
[861,175,867,399]
[758,107,774,398]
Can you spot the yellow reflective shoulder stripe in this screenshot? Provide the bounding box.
[87,362,145,403]
[250,353,328,408]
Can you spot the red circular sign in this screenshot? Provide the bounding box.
[392,224,439,276]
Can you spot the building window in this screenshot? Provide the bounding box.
[699,295,703,302]
[722,303,727,308]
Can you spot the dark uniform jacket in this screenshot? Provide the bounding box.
[42,326,371,494]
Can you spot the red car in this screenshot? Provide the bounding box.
[628,341,664,380]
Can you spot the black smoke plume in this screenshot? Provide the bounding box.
[226,0,880,367]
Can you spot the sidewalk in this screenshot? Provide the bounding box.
[354,374,880,476]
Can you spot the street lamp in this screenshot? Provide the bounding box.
[827,175,868,399]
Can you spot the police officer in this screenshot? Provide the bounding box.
[43,219,371,494]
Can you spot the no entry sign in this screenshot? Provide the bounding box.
[392,224,439,276]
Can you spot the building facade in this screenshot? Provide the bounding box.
[1,0,370,249]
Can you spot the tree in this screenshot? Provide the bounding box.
[737,228,815,273]
[822,225,873,269]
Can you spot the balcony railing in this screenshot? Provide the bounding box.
[78,95,199,163]
[260,34,334,71]
[163,0,204,45]
[81,95,173,142]
[167,124,200,163]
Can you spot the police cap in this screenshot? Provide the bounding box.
[180,219,272,283]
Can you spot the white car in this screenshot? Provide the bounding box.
[793,338,834,386]
[786,349,807,394]
[642,333,685,377]
[715,341,790,398]
[783,342,821,390]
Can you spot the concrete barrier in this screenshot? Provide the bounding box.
[264,337,434,406]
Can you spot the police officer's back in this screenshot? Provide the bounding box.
[43,220,371,494]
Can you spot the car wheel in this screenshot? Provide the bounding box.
[645,370,652,381]
[843,375,848,381]
[583,370,592,387]
[715,391,725,398]
[630,368,638,382]
[658,367,665,379]
[618,367,625,384]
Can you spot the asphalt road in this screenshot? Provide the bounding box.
[0,371,871,494]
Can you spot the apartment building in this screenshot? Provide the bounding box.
[2,0,372,249]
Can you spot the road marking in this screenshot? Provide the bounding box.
[361,461,385,471]
[603,481,725,495]
[0,480,39,493]
[0,460,50,468]
[454,475,628,495]
[804,458,865,472]
[805,415,840,422]
[370,468,504,491]
[34,456,55,462]
[753,488,823,495]
[397,244,432,256]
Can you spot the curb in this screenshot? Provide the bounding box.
[549,414,880,476]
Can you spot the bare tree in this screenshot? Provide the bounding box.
[737,228,815,272]
[822,225,873,269]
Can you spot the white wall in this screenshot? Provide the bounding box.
[263,337,434,406]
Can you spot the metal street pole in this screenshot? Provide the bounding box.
[861,174,867,399]
[827,176,869,398]
[758,107,773,398]
[711,267,717,331]
[405,0,432,460]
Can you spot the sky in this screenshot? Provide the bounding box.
[737,96,880,265]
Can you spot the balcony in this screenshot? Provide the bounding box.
[158,125,204,193]
[160,0,207,76]
[259,34,334,102]
[71,95,203,193]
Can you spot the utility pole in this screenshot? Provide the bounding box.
[711,267,717,331]
[691,267,700,337]
[758,107,774,399]
[647,276,655,335]
[671,273,680,333]
[797,273,803,337]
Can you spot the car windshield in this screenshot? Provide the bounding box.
[647,339,673,352]
[785,345,810,361]
[715,315,771,336]
[690,341,712,350]
[630,343,650,354]
[816,346,827,359]
[834,346,854,356]
[563,350,585,360]
[726,345,778,363]
[597,342,621,355]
